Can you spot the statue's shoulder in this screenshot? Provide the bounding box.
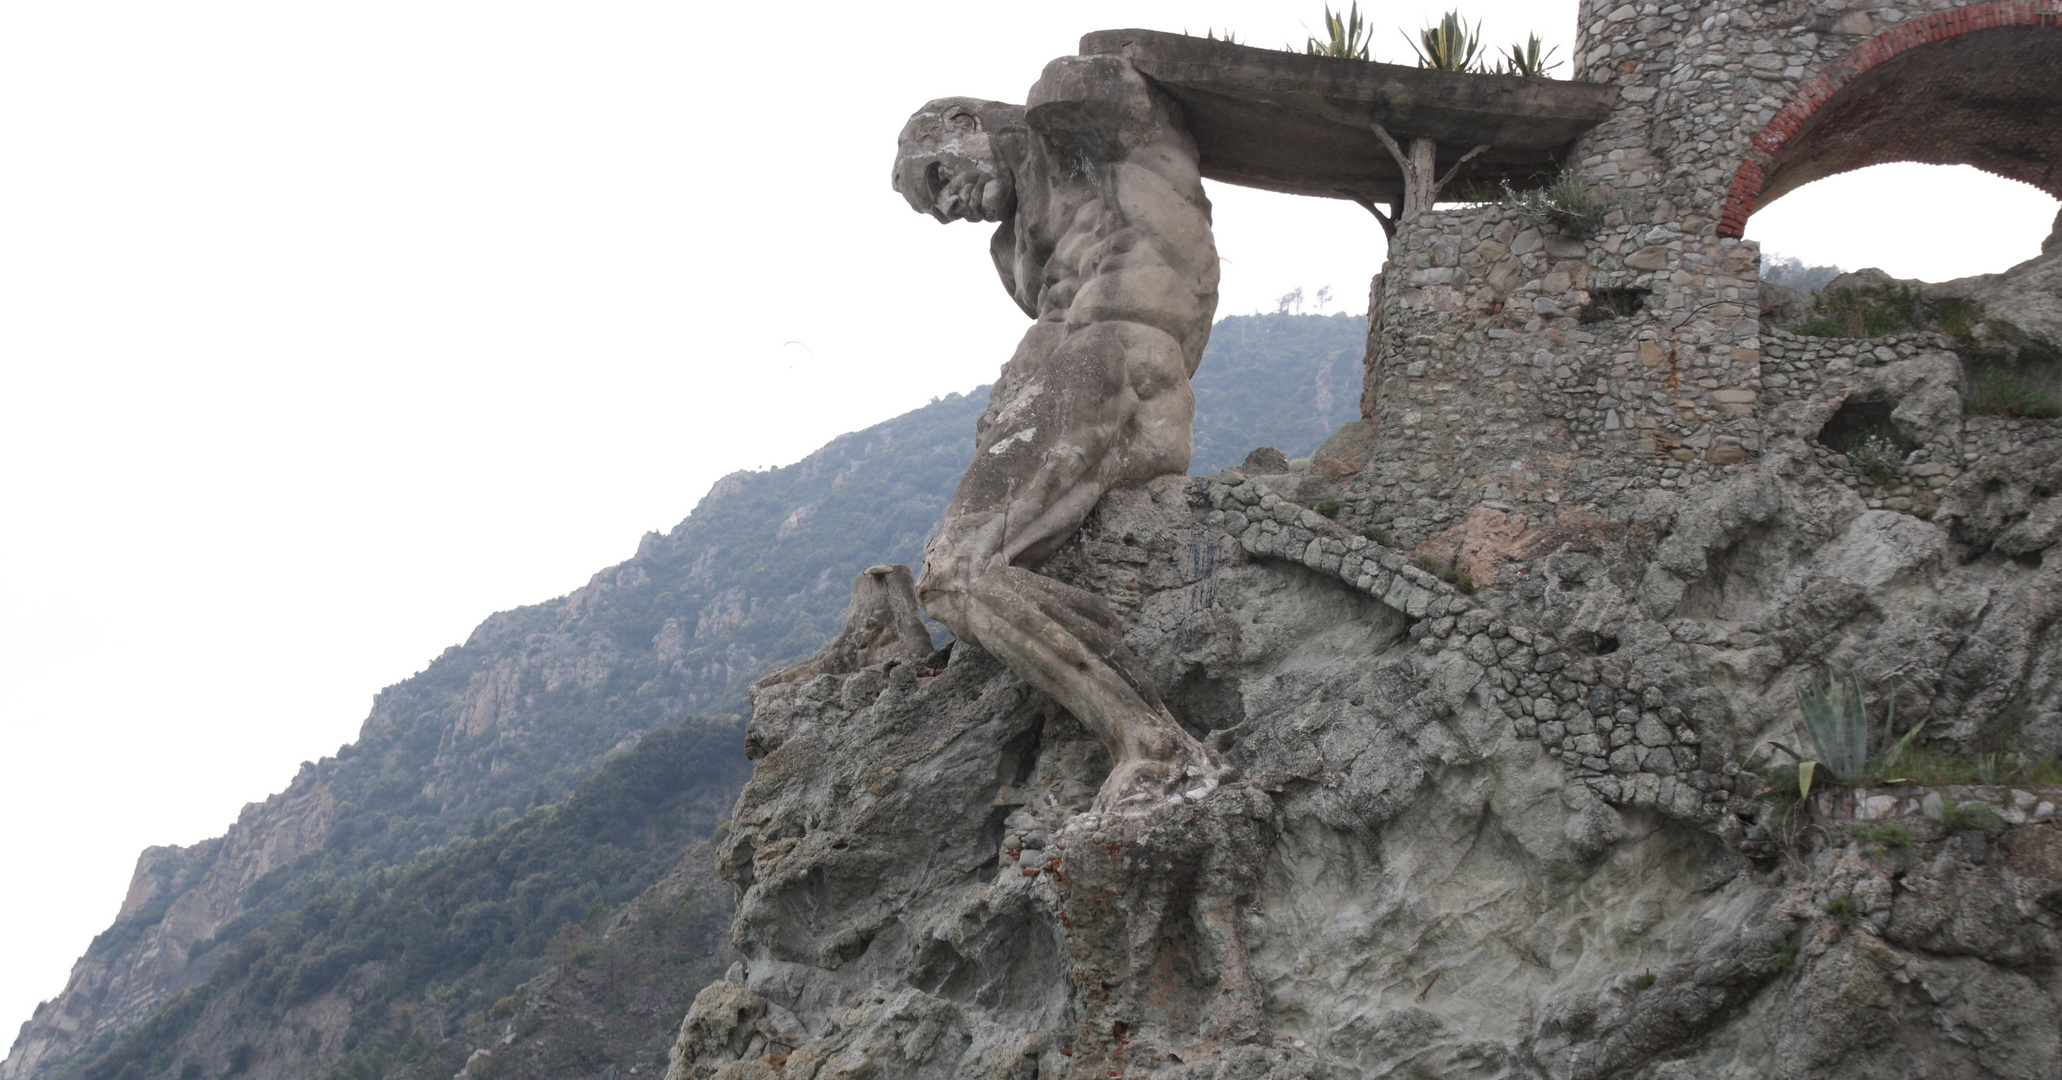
[1024,55,1161,154]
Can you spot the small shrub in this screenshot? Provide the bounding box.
[1761,763,1802,801]
[1635,971,1657,990]
[1934,296,1984,349]
[1846,821,1910,849]
[1501,169,1610,238]
[1878,745,2062,787]
[227,1044,255,1076]
[1793,317,1844,337]
[1772,935,1801,973]
[1362,525,1395,546]
[1822,893,1858,927]
[1844,433,1904,482]
[1318,499,1343,518]
[1452,572,1475,594]
[1939,798,2007,837]
[1965,369,2062,419]
[489,995,520,1020]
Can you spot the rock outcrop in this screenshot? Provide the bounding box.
[669,460,2062,1079]
[1820,244,2062,370]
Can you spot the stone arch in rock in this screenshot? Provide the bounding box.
[1717,0,2062,238]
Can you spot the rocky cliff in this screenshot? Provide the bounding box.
[667,244,2062,1079]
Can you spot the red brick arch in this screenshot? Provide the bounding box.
[1718,0,2062,237]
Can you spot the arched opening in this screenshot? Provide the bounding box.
[1749,162,2058,280]
[1719,2,2062,239]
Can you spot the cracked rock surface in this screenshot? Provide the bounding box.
[669,470,2062,1080]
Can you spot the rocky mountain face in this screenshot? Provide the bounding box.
[8,314,1368,1080]
[667,246,2062,1079]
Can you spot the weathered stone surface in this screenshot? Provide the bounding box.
[1826,250,2062,367]
[667,476,2062,1080]
[892,57,1232,812]
[749,564,932,692]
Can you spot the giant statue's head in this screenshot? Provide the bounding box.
[892,97,1028,224]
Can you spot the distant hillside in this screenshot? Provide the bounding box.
[6,312,1367,1080]
[1190,311,1367,473]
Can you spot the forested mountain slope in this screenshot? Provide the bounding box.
[5,312,1366,1080]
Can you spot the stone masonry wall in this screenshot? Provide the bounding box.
[1349,0,2056,550]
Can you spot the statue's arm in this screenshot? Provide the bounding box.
[989,219,1037,319]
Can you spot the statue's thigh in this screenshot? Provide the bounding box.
[1051,320,1188,404]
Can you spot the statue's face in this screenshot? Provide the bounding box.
[893,98,1021,224]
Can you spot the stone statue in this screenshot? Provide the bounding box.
[892,55,1230,811]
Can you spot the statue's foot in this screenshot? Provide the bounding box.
[1093,748,1238,816]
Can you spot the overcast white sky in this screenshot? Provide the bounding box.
[2,0,2055,1037]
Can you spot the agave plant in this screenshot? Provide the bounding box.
[1497,33,1561,77]
[1767,673,1922,797]
[1303,3,1372,60]
[1405,11,1486,72]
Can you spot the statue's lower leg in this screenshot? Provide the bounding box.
[953,565,1232,812]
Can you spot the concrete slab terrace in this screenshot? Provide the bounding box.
[1077,28,1623,206]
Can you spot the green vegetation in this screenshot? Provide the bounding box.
[1189,312,1369,474]
[1496,33,1561,77]
[1939,798,2008,837]
[1318,499,1343,518]
[1792,673,1877,784]
[1844,432,1905,482]
[1498,169,1610,238]
[1762,762,1803,801]
[1635,971,1657,990]
[1964,368,2062,418]
[1821,893,1858,927]
[1362,525,1396,547]
[1856,743,2062,787]
[66,720,746,1080]
[1795,285,1984,350]
[1845,821,1911,849]
[1404,11,1486,70]
[1302,3,1372,59]
[1767,673,1923,794]
[1772,934,1801,974]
